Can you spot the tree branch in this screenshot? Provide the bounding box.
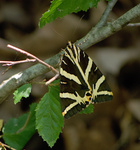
[96,0,118,28]
[76,3,140,49]
[0,3,140,104]
[0,52,60,103]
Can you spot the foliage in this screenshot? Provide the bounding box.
[1,79,94,149]
[79,103,94,114]
[1,0,103,149]
[39,0,100,27]
[13,83,31,104]
[36,80,64,148]
[2,103,37,150]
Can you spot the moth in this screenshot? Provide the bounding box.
[60,42,113,119]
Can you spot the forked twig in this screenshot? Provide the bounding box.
[0,44,59,85]
[7,44,59,74]
[96,0,118,28]
[0,59,36,66]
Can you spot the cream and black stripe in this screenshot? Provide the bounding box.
[60,42,113,119]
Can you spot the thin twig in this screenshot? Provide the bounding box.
[0,59,36,66]
[7,44,59,74]
[0,4,140,104]
[96,0,118,28]
[5,45,60,87]
[45,74,59,86]
[76,3,140,50]
[2,66,12,75]
[127,23,140,26]
[0,142,16,150]
[77,0,118,46]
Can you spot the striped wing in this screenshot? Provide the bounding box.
[60,42,113,118]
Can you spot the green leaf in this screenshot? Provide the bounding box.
[0,119,3,131]
[39,0,100,27]
[36,80,64,148]
[79,103,94,114]
[13,83,31,104]
[2,103,37,150]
